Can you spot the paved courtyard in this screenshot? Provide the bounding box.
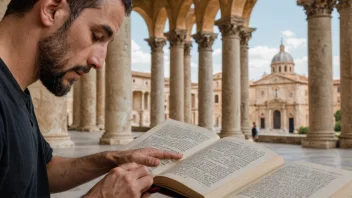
[52,131,352,198]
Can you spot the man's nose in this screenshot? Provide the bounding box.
[88,48,107,70]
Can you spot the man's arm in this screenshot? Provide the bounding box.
[47,148,183,193]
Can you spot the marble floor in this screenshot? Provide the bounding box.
[51,131,352,198]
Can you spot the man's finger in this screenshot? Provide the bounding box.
[119,162,141,171]
[131,165,152,179]
[137,175,154,193]
[142,192,151,198]
[147,149,183,160]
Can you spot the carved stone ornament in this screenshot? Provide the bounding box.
[215,16,244,38]
[192,32,218,51]
[184,41,193,56]
[240,27,256,47]
[297,0,337,17]
[145,37,167,52]
[337,0,352,11]
[164,30,187,48]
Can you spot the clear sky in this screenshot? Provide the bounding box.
[131,0,341,82]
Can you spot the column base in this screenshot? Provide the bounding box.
[339,138,352,148]
[100,135,133,145]
[220,130,245,139]
[242,126,252,140]
[45,136,75,148]
[302,138,337,149]
[81,125,100,132]
[69,124,80,130]
[97,124,105,130]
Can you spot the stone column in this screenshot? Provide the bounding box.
[80,70,99,132]
[338,0,352,148]
[184,41,193,124]
[29,82,74,148]
[193,32,218,130]
[282,105,287,131]
[298,0,337,148]
[100,17,133,145]
[240,27,256,139]
[145,37,166,127]
[139,110,144,127]
[216,16,244,138]
[69,80,81,130]
[268,109,272,130]
[96,65,105,130]
[165,30,187,122]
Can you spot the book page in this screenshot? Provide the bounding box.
[123,119,219,175]
[155,137,283,197]
[230,161,352,198]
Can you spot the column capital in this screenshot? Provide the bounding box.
[184,41,193,56]
[297,0,336,18]
[215,16,244,38]
[165,29,187,48]
[240,27,256,47]
[192,32,218,51]
[337,0,352,11]
[145,37,166,52]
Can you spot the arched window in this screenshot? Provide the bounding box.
[279,67,281,72]
[285,66,287,72]
[215,95,219,104]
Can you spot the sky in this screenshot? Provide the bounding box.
[130,0,341,82]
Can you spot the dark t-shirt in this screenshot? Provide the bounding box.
[0,59,53,197]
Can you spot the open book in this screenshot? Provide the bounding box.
[123,119,352,198]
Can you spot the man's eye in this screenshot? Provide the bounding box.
[92,32,102,42]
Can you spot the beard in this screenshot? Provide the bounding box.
[37,27,90,97]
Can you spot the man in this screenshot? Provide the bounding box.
[0,0,183,197]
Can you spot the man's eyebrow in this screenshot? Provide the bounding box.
[101,24,114,38]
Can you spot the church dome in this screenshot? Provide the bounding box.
[271,44,294,64]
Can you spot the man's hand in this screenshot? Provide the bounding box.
[107,148,183,167]
[83,163,153,198]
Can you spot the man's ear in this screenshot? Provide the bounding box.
[40,0,70,28]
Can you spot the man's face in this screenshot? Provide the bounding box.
[38,0,125,96]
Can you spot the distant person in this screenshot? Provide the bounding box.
[252,122,259,141]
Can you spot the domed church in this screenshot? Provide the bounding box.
[248,42,340,133]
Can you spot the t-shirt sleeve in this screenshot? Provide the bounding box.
[0,115,4,161]
[40,133,53,164]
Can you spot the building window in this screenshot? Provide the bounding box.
[290,92,293,98]
[290,67,292,72]
[275,89,279,98]
[279,67,281,72]
[145,81,148,85]
[337,86,340,93]
[261,91,265,96]
[215,95,219,104]
[133,79,135,83]
[285,66,287,72]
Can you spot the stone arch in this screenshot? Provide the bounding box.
[154,7,169,37]
[197,0,220,32]
[175,0,194,30]
[242,0,257,27]
[133,7,153,37]
[230,0,247,16]
[186,9,196,41]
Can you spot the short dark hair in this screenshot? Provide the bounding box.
[4,0,132,19]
